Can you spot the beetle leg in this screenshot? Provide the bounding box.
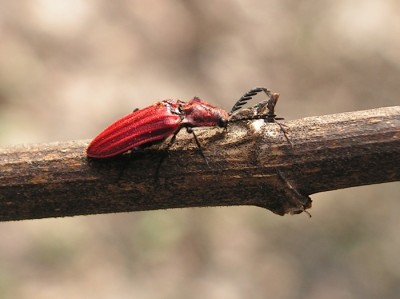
[186,127,210,168]
[273,120,292,146]
[154,126,184,181]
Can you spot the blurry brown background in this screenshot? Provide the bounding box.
[1,0,399,298]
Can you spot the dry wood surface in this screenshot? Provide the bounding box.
[0,106,399,221]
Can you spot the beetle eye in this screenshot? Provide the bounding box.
[217,118,228,128]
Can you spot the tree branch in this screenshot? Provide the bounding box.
[1,106,399,221]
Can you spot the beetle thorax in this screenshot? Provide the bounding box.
[181,97,229,128]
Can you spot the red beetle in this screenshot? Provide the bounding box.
[86,87,279,158]
[86,97,229,158]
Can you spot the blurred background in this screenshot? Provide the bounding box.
[1,0,399,298]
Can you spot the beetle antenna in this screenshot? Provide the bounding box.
[257,93,292,146]
[229,87,272,115]
[228,92,293,146]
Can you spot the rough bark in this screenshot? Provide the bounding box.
[0,106,399,221]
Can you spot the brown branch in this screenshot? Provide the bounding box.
[0,106,399,221]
